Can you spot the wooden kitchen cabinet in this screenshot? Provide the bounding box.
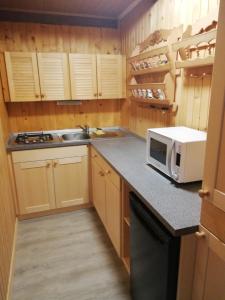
[5,52,41,102]
[192,226,225,300]
[12,146,89,215]
[69,53,125,100]
[13,160,55,214]
[91,147,121,256]
[69,53,98,100]
[53,156,88,208]
[5,51,71,102]
[199,0,225,211]
[105,177,121,255]
[92,160,106,225]
[4,52,125,102]
[97,54,123,99]
[37,52,71,101]
[198,0,225,242]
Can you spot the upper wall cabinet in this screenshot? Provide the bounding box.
[37,53,71,101]
[3,52,125,102]
[5,52,71,102]
[69,54,98,100]
[5,52,41,102]
[97,55,123,99]
[69,54,125,100]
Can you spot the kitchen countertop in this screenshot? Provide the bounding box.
[7,128,202,237]
[91,136,201,237]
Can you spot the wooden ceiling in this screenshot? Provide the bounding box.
[0,0,142,19]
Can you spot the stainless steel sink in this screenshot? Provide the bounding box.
[61,132,90,141]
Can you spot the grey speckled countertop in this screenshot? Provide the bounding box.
[7,128,201,236]
[91,136,202,236]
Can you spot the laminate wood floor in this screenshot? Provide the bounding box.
[12,208,131,300]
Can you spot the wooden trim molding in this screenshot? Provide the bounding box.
[6,218,18,300]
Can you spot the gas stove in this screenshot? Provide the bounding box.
[15,132,55,144]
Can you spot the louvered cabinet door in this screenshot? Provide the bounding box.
[4,52,41,101]
[37,52,71,101]
[97,54,123,99]
[69,54,97,100]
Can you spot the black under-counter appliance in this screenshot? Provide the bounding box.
[130,192,180,300]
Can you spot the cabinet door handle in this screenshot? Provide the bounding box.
[105,170,111,175]
[94,93,97,97]
[41,94,45,98]
[198,189,210,198]
[46,161,51,168]
[35,94,39,98]
[99,92,102,97]
[53,160,58,168]
[99,170,104,177]
[195,231,205,238]
[93,154,97,158]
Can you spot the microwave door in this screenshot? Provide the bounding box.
[148,135,172,176]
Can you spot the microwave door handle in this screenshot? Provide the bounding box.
[168,140,175,179]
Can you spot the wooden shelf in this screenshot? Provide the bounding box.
[128,45,168,62]
[128,83,165,90]
[130,96,171,108]
[175,56,214,69]
[131,63,171,76]
[124,217,130,227]
[172,30,216,70]
[172,29,217,52]
[122,257,130,274]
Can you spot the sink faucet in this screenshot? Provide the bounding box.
[77,125,89,135]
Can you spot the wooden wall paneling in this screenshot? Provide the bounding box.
[7,99,121,132]
[120,0,219,136]
[0,79,16,299]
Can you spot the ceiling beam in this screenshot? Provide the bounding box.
[0,9,118,28]
[118,0,144,20]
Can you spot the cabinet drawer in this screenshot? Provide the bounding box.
[12,145,88,163]
[91,146,120,189]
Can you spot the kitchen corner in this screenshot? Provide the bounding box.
[7,127,201,236]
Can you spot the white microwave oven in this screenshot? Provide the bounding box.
[146,126,207,183]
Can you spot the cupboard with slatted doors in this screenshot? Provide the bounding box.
[5,52,71,102]
[12,146,89,215]
[5,52,41,102]
[69,53,124,100]
[37,52,71,101]
[69,53,98,100]
[97,54,123,99]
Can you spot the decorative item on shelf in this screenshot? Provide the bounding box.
[130,87,166,102]
[146,89,153,99]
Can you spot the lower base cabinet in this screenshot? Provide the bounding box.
[91,147,121,256]
[13,160,55,214]
[192,225,225,300]
[92,160,106,225]
[12,146,89,215]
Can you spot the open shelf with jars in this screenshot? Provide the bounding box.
[172,29,217,69]
[127,29,181,111]
[128,82,172,109]
[128,45,172,76]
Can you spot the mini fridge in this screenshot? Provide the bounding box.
[130,192,180,300]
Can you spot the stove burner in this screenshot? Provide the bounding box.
[15,132,54,144]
